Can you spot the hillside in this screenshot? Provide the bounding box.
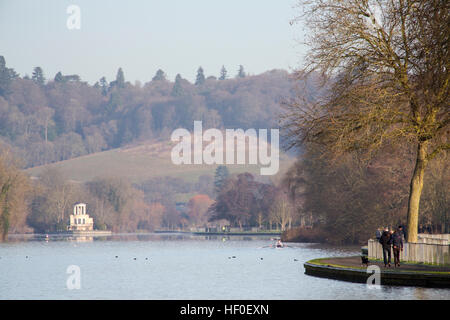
[25,139,295,184]
[0,55,306,169]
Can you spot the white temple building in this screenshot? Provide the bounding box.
[68,203,94,231]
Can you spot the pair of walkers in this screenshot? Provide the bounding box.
[378,226,404,267]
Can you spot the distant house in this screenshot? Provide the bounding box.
[68,203,94,231]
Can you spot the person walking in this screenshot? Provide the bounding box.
[379,228,392,267]
[400,224,407,243]
[392,226,404,267]
[376,228,382,241]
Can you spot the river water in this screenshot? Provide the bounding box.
[0,233,449,300]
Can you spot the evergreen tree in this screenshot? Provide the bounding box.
[54,72,64,83]
[0,56,12,97]
[8,68,18,80]
[237,65,246,78]
[115,68,125,88]
[99,77,108,96]
[195,67,205,86]
[219,65,227,80]
[106,91,121,115]
[171,74,184,96]
[0,56,6,71]
[214,165,230,195]
[32,67,45,86]
[152,69,167,81]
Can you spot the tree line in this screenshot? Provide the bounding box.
[0,147,216,238]
[208,171,295,231]
[0,146,296,240]
[0,56,297,168]
[281,144,448,244]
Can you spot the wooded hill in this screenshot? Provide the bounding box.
[0,56,310,169]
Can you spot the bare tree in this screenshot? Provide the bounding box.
[269,194,293,231]
[37,167,75,230]
[0,149,29,240]
[283,0,449,242]
[421,153,449,233]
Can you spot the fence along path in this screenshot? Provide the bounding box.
[368,234,450,265]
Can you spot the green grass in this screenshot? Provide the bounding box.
[306,257,450,274]
[306,257,367,270]
[25,139,295,184]
[368,258,450,268]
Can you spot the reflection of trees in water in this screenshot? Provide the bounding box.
[68,236,93,242]
[7,232,279,244]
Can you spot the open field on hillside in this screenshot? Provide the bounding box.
[25,140,295,184]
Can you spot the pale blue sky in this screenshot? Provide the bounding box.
[0,0,306,84]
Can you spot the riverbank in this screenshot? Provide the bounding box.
[5,230,279,242]
[6,230,112,241]
[304,256,450,288]
[59,230,112,236]
[155,230,282,236]
[281,227,327,243]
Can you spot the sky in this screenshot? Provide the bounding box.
[0,0,306,84]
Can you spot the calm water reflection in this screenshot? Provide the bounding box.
[0,233,449,300]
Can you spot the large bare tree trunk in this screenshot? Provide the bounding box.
[406,141,428,243]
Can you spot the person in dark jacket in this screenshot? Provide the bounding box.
[376,228,382,241]
[379,228,392,267]
[400,225,407,242]
[392,226,404,267]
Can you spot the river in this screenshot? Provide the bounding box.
[0,233,449,299]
